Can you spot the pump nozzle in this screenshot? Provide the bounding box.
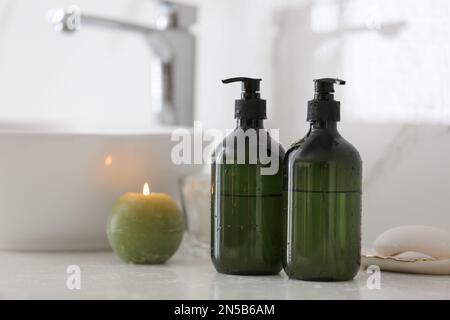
[314,78,345,101]
[222,77,261,99]
[222,76,266,119]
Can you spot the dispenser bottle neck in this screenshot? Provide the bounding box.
[237,118,264,129]
[310,120,338,133]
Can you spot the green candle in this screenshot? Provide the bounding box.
[107,183,184,264]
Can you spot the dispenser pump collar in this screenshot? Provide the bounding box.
[307,77,346,122]
[222,77,266,119]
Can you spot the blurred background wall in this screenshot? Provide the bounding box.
[0,0,449,245]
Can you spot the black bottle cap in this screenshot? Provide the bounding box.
[222,77,267,119]
[307,78,345,122]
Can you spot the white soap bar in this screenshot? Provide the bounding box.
[374,225,450,260]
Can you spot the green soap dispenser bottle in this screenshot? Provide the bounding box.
[211,77,285,275]
[283,78,362,281]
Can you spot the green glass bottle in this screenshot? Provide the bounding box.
[211,77,285,275]
[283,78,362,281]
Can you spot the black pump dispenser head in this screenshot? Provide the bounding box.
[307,78,345,122]
[222,77,267,119]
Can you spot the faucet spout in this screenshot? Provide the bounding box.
[48,2,196,127]
[48,5,81,33]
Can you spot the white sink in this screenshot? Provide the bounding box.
[0,122,201,251]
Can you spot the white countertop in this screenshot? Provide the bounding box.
[0,249,449,300]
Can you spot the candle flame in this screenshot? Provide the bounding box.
[104,154,113,166]
[143,183,150,195]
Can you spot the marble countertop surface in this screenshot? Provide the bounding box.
[0,250,449,300]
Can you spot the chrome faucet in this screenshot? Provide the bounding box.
[49,1,196,126]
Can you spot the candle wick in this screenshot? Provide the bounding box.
[143,183,150,195]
